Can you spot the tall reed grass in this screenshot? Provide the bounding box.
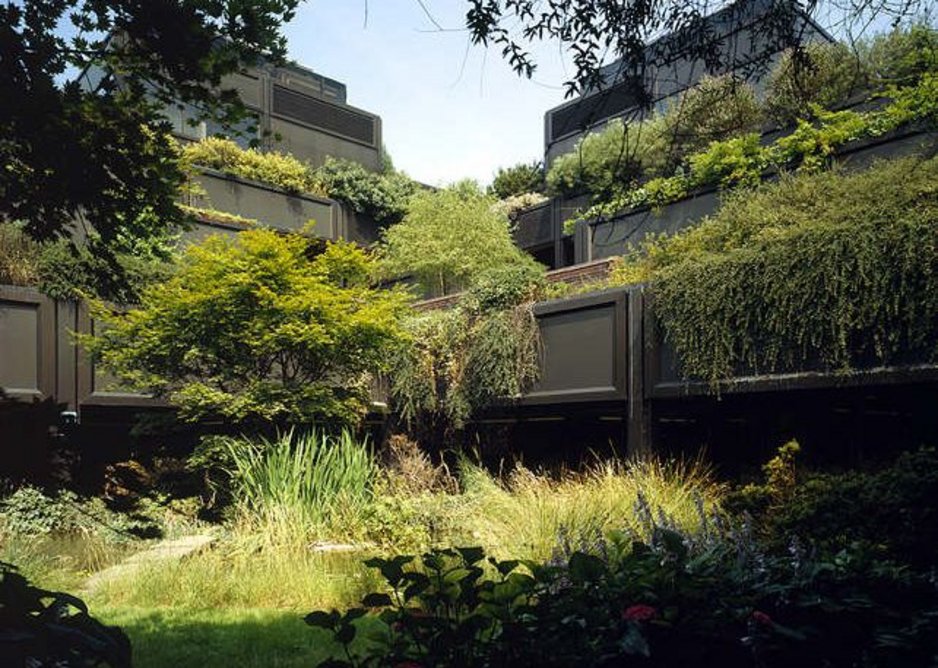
[225,429,378,546]
[457,455,725,561]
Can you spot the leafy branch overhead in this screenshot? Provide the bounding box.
[465,0,932,98]
[0,0,299,246]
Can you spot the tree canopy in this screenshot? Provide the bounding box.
[0,0,299,250]
[84,230,410,428]
[378,181,542,297]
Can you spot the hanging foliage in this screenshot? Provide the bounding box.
[646,156,938,383]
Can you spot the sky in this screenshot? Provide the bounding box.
[283,1,573,187]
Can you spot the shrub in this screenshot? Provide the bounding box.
[312,156,417,225]
[182,137,326,195]
[764,42,869,126]
[864,23,938,88]
[489,161,546,198]
[310,525,938,667]
[0,562,131,667]
[379,180,540,297]
[546,116,669,198]
[388,302,541,438]
[0,223,40,286]
[490,191,549,222]
[659,75,763,170]
[731,445,938,569]
[85,230,410,427]
[0,485,162,541]
[574,70,938,223]
[463,262,547,312]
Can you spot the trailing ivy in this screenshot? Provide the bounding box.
[641,156,938,383]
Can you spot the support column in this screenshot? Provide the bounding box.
[627,287,652,457]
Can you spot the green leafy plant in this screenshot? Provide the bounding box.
[379,180,541,297]
[489,161,545,198]
[309,519,938,667]
[84,229,410,427]
[223,430,378,544]
[574,69,938,225]
[312,156,417,225]
[764,42,869,126]
[0,222,40,286]
[730,445,938,569]
[0,562,131,667]
[645,155,938,382]
[546,116,670,199]
[387,303,541,441]
[182,137,326,196]
[862,23,938,88]
[659,74,764,171]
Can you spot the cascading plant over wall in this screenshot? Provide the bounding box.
[641,155,938,384]
[386,264,545,442]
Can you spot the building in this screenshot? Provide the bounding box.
[166,61,383,172]
[544,0,832,165]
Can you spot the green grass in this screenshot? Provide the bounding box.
[88,541,379,611]
[458,456,724,561]
[94,606,346,668]
[3,451,725,666]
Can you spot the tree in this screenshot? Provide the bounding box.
[84,230,410,428]
[379,180,542,297]
[0,1,299,260]
[489,161,545,199]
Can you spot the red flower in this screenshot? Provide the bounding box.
[622,604,657,622]
[751,610,773,627]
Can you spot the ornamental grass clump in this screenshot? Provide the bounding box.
[457,455,724,561]
[224,430,378,546]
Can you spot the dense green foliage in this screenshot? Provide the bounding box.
[379,181,540,297]
[763,42,869,125]
[489,161,546,198]
[1,0,299,297]
[313,157,417,225]
[630,156,938,382]
[0,223,40,286]
[0,562,131,667]
[571,69,938,226]
[388,303,541,438]
[308,443,938,668]
[729,445,938,569]
[181,140,417,225]
[182,138,326,196]
[0,221,175,301]
[549,26,938,227]
[659,75,764,171]
[312,508,938,668]
[84,230,409,426]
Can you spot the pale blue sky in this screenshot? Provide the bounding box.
[283,1,572,187]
